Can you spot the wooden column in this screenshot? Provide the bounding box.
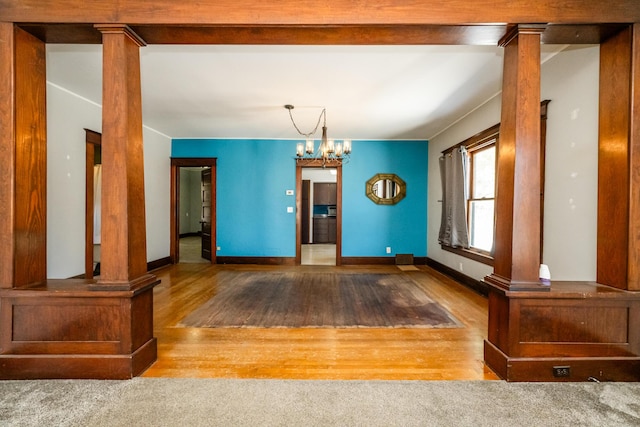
[0,24,47,289]
[485,25,546,292]
[484,25,640,382]
[598,25,640,291]
[631,23,640,291]
[94,24,153,289]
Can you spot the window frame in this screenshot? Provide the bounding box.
[439,100,550,268]
[441,124,499,266]
[466,142,497,255]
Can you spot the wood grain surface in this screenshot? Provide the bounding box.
[144,263,498,380]
[178,271,462,328]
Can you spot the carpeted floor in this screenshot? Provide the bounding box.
[178,272,461,328]
[2,378,640,426]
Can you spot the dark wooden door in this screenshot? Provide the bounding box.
[201,168,212,260]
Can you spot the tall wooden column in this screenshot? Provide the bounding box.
[94,24,154,289]
[0,23,158,379]
[0,24,47,290]
[485,25,546,292]
[598,24,640,291]
[484,25,640,382]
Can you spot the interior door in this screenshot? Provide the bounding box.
[201,168,212,260]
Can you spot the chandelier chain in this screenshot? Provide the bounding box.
[287,107,326,138]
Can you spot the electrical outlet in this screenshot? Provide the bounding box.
[386,247,391,254]
[553,366,570,377]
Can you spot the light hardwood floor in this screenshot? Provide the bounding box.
[142,263,499,380]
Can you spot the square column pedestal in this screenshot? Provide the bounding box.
[0,277,158,379]
[484,280,640,381]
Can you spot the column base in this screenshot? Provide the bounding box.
[0,276,159,379]
[484,279,640,382]
[484,273,550,292]
[485,340,640,382]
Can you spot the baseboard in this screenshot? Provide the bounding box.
[216,256,296,265]
[0,338,157,379]
[425,257,488,296]
[72,256,173,279]
[179,232,201,238]
[484,340,640,382]
[341,257,396,265]
[147,256,172,272]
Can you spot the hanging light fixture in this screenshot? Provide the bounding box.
[285,104,351,165]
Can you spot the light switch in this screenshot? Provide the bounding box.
[287,206,294,213]
[286,189,294,196]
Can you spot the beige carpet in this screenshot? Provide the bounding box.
[2,378,640,426]
[178,272,462,328]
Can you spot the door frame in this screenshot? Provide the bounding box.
[295,159,342,265]
[170,157,217,264]
[84,129,102,279]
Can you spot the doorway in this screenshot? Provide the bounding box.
[296,160,342,265]
[170,158,217,264]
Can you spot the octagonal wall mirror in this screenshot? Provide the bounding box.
[365,173,406,205]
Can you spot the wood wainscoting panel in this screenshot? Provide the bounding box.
[484,280,640,381]
[519,303,629,345]
[0,278,158,379]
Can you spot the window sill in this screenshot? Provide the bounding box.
[441,244,494,267]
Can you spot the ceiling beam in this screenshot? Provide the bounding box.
[2,0,640,25]
[19,23,627,46]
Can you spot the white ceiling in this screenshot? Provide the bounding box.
[46,44,566,141]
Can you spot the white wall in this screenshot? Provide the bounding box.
[46,83,171,278]
[143,126,172,263]
[427,45,600,282]
[47,83,102,278]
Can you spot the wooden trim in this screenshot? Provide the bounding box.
[441,245,494,267]
[96,24,148,284]
[216,256,295,265]
[295,160,342,266]
[426,257,488,296]
[84,129,101,280]
[13,26,47,288]
[630,23,640,291]
[0,23,15,288]
[295,164,302,264]
[488,26,543,289]
[170,158,217,264]
[147,256,172,272]
[442,123,500,155]
[3,1,640,25]
[341,257,396,265]
[597,27,632,290]
[71,256,173,279]
[539,100,550,263]
[16,23,629,46]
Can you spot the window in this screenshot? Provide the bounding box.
[467,143,495,254]
[439,100,549,267]
[440,124,499,266]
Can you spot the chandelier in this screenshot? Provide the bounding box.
[285,104,351,165]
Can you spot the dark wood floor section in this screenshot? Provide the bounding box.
[144,264,499,380]
[178,271,461,328]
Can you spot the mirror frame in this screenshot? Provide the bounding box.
[365,173,406,205]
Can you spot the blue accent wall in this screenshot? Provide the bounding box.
[172,138,428,258]
[342,140,428,257]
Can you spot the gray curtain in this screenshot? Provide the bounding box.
[438,147,469,247]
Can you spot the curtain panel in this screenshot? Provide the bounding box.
[438,147,469,248]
